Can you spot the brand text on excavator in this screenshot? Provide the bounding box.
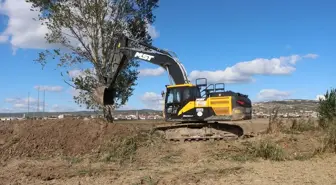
[134,52,155,61]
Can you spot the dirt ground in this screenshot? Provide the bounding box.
[0,118,335,185]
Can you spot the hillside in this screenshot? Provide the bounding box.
[253,99,319,115]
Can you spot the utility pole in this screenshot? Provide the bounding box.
[27,92,30,118]
[43,90,45,117]
[37,87,40,113]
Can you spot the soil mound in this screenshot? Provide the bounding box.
[0,118,140,160]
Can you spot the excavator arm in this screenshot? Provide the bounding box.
[93,35,190,106]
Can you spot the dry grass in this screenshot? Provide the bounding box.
[2,118,336,184]
[314,122,336,154]
[101,129,165,164]
[132,176,159,185]
[247,139,286,161]
[284,118,318,134]
[267,106,283,133]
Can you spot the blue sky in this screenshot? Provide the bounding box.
[0,0,335,112]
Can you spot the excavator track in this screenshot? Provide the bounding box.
[153,121,253,142]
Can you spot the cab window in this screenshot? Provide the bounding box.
[166,88,181,104]
[182,88,191,101]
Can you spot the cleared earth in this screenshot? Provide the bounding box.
[0,118,335,185]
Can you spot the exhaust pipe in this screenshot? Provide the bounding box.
[92,86,117,105]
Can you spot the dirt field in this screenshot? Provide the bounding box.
[0,118,335,185]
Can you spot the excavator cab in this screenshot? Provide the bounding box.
[162,78,252,122]
[164,84,202,121]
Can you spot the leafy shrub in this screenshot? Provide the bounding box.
[314,88,336,154]
[317,88,336,128]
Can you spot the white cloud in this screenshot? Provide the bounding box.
[315,94,325,101]
[34,85,63,92]
[49,104,81,112]
[139,67,165,77]
[188,54,318,84]
[68,69,83,78]
[0,107,13,113]
[3,97,47,112]
[257,89,291,101]
[69,87,81,97]
[117,104,135,110]
[0,0,51,51]
[0,35,8,42]
[0,0,86,53]
[66,68,96,97]
[140,92,164,110]
[304,54,318,59]
[146,23,160,39]
[0,0,160,54]
[5,97,37,104]
[68,68,96,78]
[13,103,26,108]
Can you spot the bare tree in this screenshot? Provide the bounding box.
[267,105,281,133]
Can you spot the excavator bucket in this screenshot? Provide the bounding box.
[91,35,128,106]
[92,86,116,105]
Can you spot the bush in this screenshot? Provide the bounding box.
[317,88,336,129]
[315,120,336,154]
[289,118,316,133]
[232,140,286,161]
[102,129,165,164]
[103,136,138,163]
[323,123,336,153]
[314,88,336,154]
[249,140,286,161]
[267,106,284,133]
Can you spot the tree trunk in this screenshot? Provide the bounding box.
[103,105,114,123]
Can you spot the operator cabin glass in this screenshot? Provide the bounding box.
[167,88,181,104]
[166,87,198,105]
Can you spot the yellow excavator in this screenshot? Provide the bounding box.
[93,34,253,141]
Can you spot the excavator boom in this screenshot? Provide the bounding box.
[93,35,190,106]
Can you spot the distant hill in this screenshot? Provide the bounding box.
[1,99,321,118]
[252,99,320,114]
[0,109,162,118]
[254,99,319,104]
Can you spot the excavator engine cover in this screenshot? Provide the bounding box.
[92,86,116,105]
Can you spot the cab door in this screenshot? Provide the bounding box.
[164,87,182,120]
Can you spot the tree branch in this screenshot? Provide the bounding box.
[64,79,76,88]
